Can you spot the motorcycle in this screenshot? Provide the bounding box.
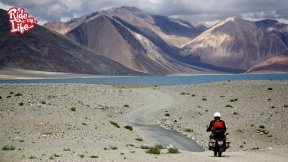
[207,128,231,157]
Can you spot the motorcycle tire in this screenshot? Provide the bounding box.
[214,149,217,156]
[218,147,224,157]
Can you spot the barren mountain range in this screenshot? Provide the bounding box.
[44,6,288,74]
[46,6,215,75]
[1,6,287,75]
[182,17,288,71]
[0,9,143,75]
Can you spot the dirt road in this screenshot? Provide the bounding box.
[121,88,288,161]
[121,89,204,152]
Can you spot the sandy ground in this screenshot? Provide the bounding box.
[0,80,287,161]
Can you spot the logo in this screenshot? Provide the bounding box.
[7,7,37,34]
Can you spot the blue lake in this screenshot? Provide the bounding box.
[1,73,288,85]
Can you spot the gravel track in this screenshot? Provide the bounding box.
[121,89,204,152]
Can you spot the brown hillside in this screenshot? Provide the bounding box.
[0,9,144,75]
[67,15,205,75]
[182,17,288,70]
[246,54,288,73]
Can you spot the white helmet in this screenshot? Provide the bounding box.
[214,112,221,118]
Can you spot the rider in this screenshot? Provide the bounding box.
[206,112,226,141]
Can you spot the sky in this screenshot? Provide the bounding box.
[1,0,288,25]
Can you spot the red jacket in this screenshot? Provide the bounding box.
[207,119,226,132]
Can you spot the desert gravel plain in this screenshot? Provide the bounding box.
[0,79,288,162]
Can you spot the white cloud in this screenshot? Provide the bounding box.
[0,0,287,24]
[0,2,12,10]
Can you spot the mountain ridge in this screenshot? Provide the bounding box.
[0,8,145,76]
[8,6,288,74]
[181,16,288,71]
[66,15,207,75]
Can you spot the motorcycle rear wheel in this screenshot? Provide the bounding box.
[218,147,224,157]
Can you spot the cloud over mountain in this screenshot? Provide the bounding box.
[1,0,288,25]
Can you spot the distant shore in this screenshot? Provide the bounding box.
[1,67,287,81]
[0,67,115,80]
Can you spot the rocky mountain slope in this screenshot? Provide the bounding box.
[181,17,288,71]
[0,9,143,75]
[46,6,247,74]
[43,11,100,35]
[44,6,206,48]
[66,15,207,75]
[41,7,288,74]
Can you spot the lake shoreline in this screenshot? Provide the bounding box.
[1,67,287,81]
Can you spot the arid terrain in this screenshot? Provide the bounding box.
[0,78,287,161]
[44,6,288,74]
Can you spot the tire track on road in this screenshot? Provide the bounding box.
[121,89,204,152]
